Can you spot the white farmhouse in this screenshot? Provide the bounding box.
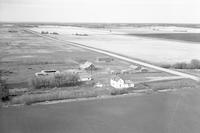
[110,76,134,89]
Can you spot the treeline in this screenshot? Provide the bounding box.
[30,73,80,89]
[161,59,200,69]
[0,71,9,101]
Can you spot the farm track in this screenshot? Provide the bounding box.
[25,29,200,82]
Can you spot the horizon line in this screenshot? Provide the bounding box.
[0,21,200,25]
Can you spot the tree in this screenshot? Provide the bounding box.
[190,59,200,69]
[0,71,9,101]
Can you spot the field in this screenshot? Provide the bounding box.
[1,23,200,133]
[1,85,200,133]
[1,24,200,102]
[31,25,200,64]
[0,26,136,89]
[0,26,100,88]
[129,33,200,43]
[1,24,186,105]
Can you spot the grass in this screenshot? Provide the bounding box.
[11,89,111,105]
[143,78,199,91]
[1,60,64,66]
[9,88,29,96]
[3,25,200,106]
[10,78,198,105]
[3,81,200,133]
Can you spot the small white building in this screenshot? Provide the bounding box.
[129,65,141,70]
[63,69,81,74]
[95,82,103,88]
[129,65,149,73]
[110,76,134,89]
[78,73,92,81]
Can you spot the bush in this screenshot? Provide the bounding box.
[30,73,80,89]
[160,59,200,69]
[172,62,188,69]
[144,78,198,91]
[110,88,129,95]
[160,64,171,68]
[11,89,100,105]
[189,59,200,69]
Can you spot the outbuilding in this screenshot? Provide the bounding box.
[80,61,96,70]
[96,57,114,62]
[35,70,60,77]
[78,73,92,81]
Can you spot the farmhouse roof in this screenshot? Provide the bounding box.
[111,75,134,84]
[111,76,122,82]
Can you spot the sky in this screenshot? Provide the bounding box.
[0,0,200,23]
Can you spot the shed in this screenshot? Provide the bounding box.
[63,69,81,74]
[80,61,96,70]
[129,65,141,70]
[140,67,148,72]
[78,73,92,81]
[96,57,114,62]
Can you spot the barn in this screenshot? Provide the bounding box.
[80,61,96,70]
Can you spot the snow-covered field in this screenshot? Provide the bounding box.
[31,26,112,35]
[31,26,200,64]
[110,26,200,34]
